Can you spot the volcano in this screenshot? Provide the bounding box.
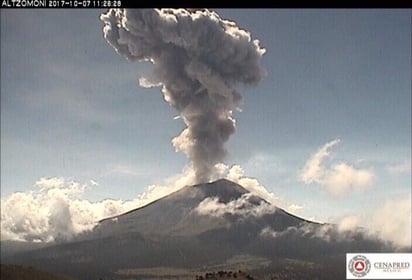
[2,179,392,279]
[91,179,308,239]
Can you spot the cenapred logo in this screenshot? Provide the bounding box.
[348,255,372,278]
[347,253,412,279]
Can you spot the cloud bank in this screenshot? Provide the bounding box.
[337,197,411,248]
[260,196,411,249]
[299,139,374,197]
[0,171,193,242]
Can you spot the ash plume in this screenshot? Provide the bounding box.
[100,9,266,183]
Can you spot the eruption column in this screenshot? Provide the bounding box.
[100,9,265,183]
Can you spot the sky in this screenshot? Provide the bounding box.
[1,9,411,244]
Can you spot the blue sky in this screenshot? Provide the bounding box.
[1,9,410,225]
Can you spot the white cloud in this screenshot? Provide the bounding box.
[259,224,343,241]
[300,139,341,184]
[334,197,411,248]
[195,163,307,219]
[211,163,301,213]
[195,193,276,218]
[287,204,304,215]
[337,215,361,232]
[138,77,162,88]
[299,139,374,197]
[0,168,195,243]
[260,208,410,249]
[0,178,138,242]
[106,164,144,177]
[35,177,66,189]
[90,180,99,186]
[260,226,279,238]
[292,197,411,248]
[225,164,280,205]
[368,197,411,248]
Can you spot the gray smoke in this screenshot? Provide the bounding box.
[100,9,265,183]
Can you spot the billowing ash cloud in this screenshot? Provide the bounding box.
[100,9,266,183]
